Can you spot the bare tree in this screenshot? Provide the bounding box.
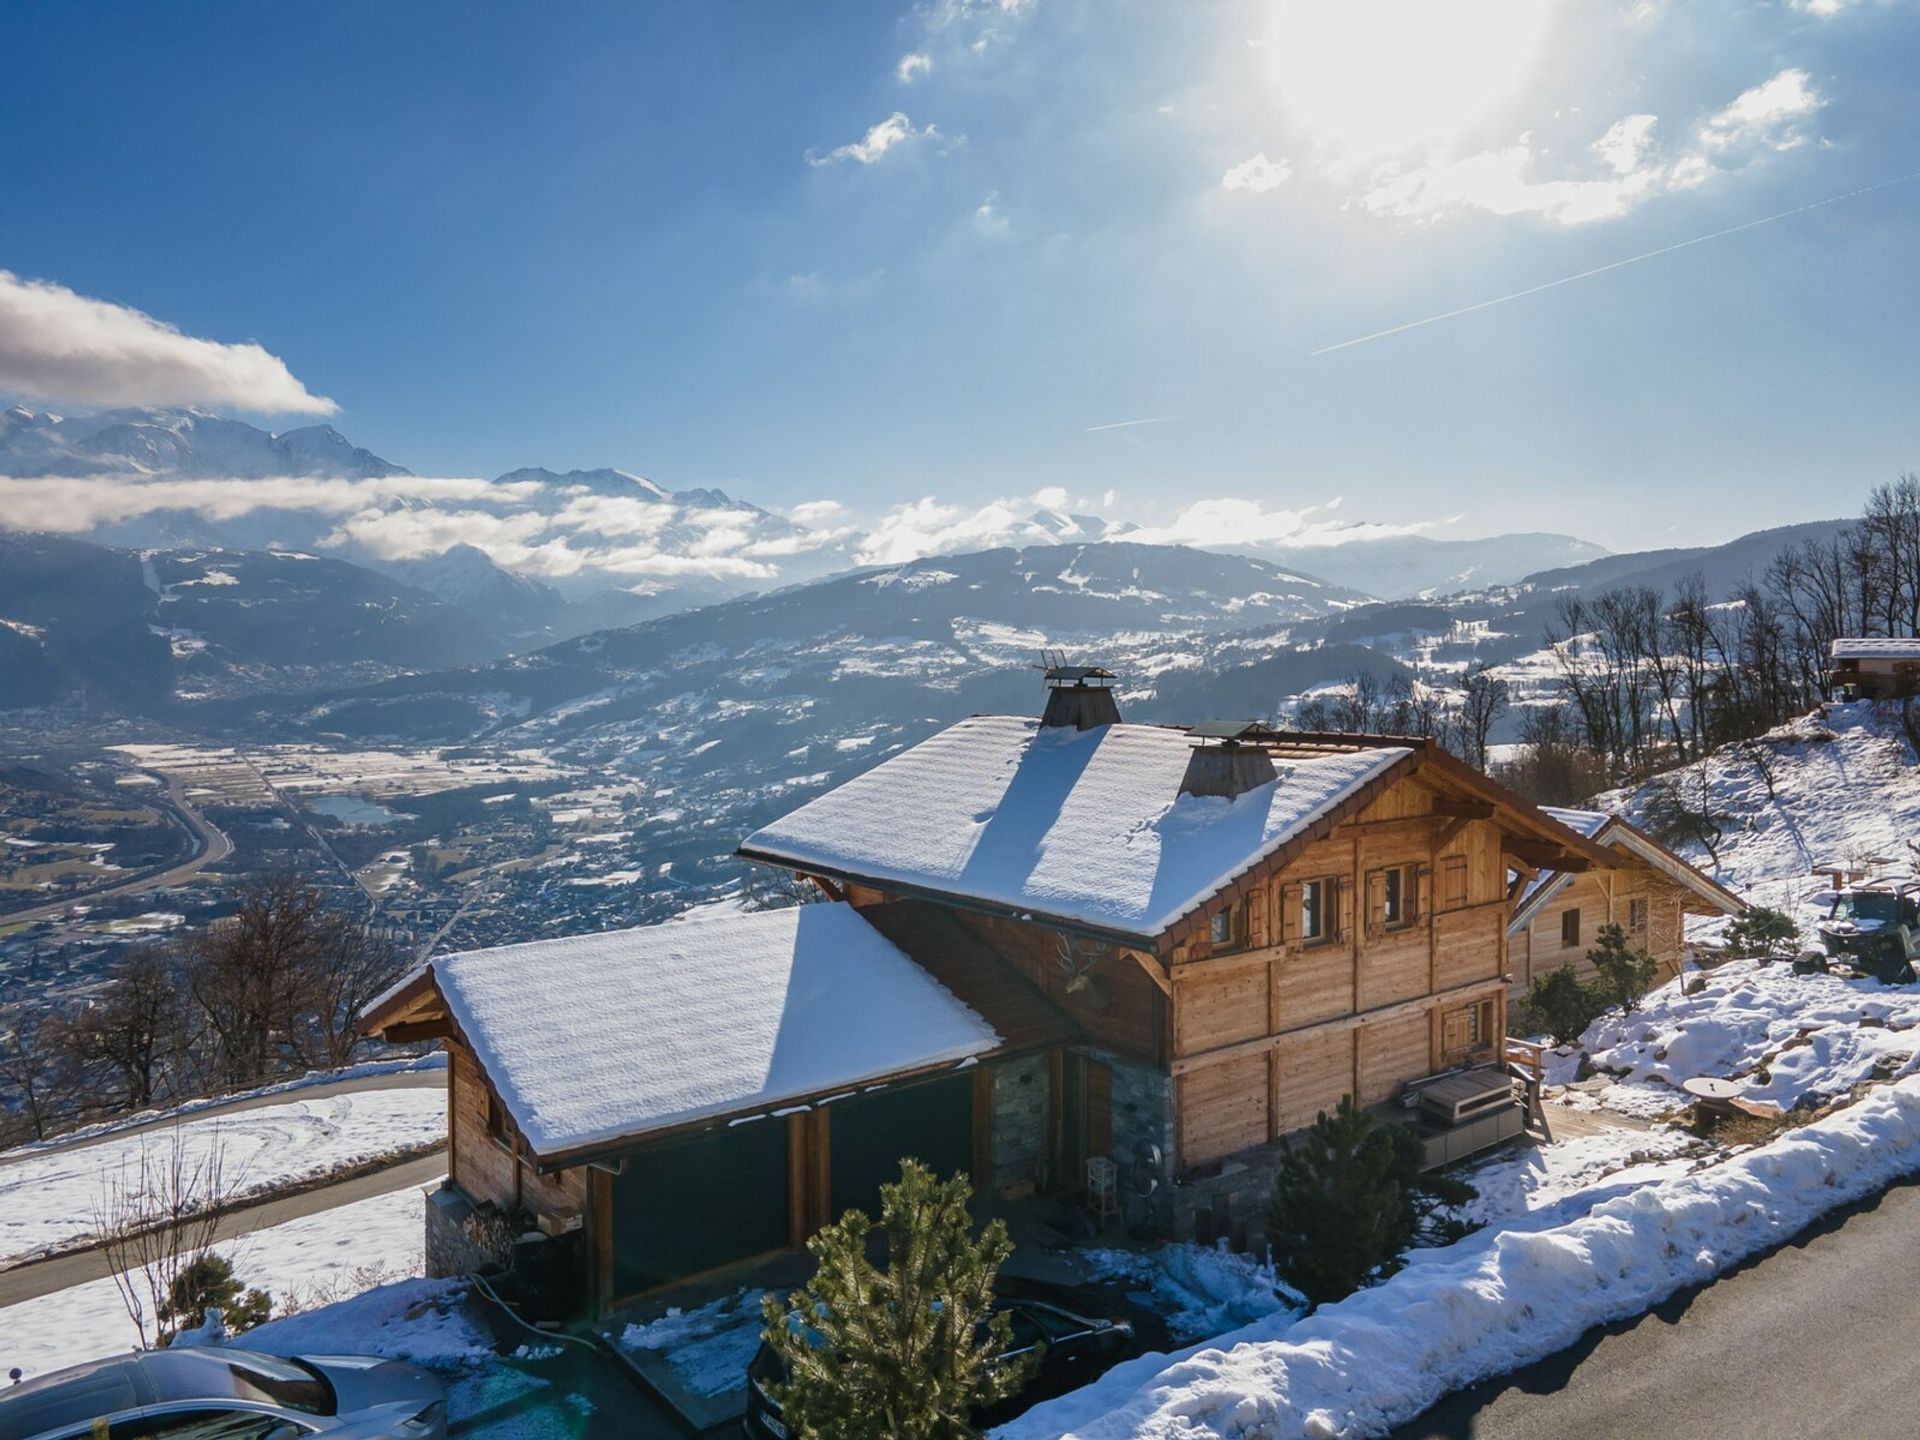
[93,1129,235,1350]
[1459,664,1510,771]
[52,947,182,1115]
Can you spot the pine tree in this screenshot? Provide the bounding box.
[1524,963,1609,1046]
[1589,922,1659,1013]
[1721,905,1801,960]
[1268,1095,1475,1310]
[761,1160,1035,1440]
[158,1254,272,1342]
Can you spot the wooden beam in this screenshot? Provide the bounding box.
[1170,975,1511,1077]
[808,873,847,902]
[1433,816,1471,852]
[1431,797,1496,820]
[1124,946,1174,997]
[377,1017,451,1044]
[1503,837,1591,871]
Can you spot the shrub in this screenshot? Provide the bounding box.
[1527,963,1610,1046]
[158,1254,272,1342]
[1589,922,1660,1013]
[762,1160,1033,1440]
[1721,906,1801,961]
[1267,1096,1476,1311]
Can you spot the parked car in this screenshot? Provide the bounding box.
[744,1283,1136,1438]
[0,1348,446,1440]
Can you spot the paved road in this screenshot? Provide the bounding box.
[0,1064,446,1169]
[1390,1175,1920,1440]
[0,1152,447,1307]
[1,775,232,926]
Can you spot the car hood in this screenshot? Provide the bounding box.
[301,1356,443,1421]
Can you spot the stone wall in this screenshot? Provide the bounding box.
[1095,1047,1177,1233]
[423,1181,505,1279]
[989,1054,1048,1189]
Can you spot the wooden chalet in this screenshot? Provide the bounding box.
[1829,637,1920,700]
[1508,806,1745,990]
[362,669,1627,1312]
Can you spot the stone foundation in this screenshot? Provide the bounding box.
[424,1182,501,1279]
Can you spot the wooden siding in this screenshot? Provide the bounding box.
[448,1041,586,1224]
[1516,866,1690,990]
[951,908,1163,1063]
[1168,772,1516,1167]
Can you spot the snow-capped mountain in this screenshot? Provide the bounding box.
[0,405,406,480]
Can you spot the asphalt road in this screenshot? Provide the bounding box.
[0,1152,447,1307]
[1390,1175,1920,1440]
[2,775,233,926]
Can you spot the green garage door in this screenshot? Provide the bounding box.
[611,1119,789,1297]
[828,1075,974,1222]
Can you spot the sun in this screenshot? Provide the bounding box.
[1264,0,1553,162]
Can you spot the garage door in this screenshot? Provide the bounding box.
[828,1075,973,1222]
[610,1119,789,1297]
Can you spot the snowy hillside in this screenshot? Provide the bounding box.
[1604,702,1920,928]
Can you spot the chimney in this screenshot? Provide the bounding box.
[1180,722,1280,799]
[1040,663,1122,729]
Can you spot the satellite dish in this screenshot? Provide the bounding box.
[1131,1141,1162,1197]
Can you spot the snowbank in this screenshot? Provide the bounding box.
[997,1074,1920,1440]
[0,1181,439,1382]
[0,1086,448,1264]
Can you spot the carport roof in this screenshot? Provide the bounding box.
[364,902,1002,1162]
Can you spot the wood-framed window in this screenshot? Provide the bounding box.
[1208,902,1242,952]
[485,1089,510,1149]
[1299,877,1336,944]
[1561,908,1582,948]
[1382,863,1417,931]
[1628,896,1649,934]
[1441,998,1495,1061]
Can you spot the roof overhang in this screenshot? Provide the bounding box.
[1506,816,1747,935]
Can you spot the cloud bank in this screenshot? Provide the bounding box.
[0,271,335,415]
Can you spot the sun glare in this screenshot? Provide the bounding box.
[1266,0,1554,162]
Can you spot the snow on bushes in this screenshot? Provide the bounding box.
[996,1072,1920,1440]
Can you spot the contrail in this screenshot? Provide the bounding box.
[1085,416,1174,432]
[1310,171,1920,358]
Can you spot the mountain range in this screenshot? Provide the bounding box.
[0,405,1608,610]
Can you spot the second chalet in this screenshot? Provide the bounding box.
[364,667,1703,1315]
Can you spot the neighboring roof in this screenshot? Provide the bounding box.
[1832,638,1920,660]
[376,902,1001,1161]
[1509,807,1746,933]
[739,716,1415,944]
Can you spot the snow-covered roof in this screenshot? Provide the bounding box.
[1538,806,1610,840]
[1509,807,1744,931]
[419,902,1001,1159]
[1832,638,1920,660]
[740,716,1413,941]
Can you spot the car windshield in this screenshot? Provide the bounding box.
[142,1354,330,1417]
[1833,891,1902,925]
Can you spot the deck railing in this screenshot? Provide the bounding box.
[1503,1037,1546,1124]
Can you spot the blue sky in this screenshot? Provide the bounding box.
[3,0,1918,553]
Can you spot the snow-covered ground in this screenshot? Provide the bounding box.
[1545,958,1920,1116]
[0,1085,447,1264]
[1607,701,1920,936]
[618,1286,768,1399]
[998,1072,1920,1440]
[0,1179,439,1382]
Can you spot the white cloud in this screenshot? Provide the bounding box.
[1129,497,1437,549]
[788,499,847,527]
[972,192,1011,237]
[1221,153,1292,194]
[806,112,950,167]
[1357,68,1824,226]
[896,51,933,82]
[0,271,334,415]
[1694,68,1823,154]
[0,474,529,533]
[1788,0,1848,15]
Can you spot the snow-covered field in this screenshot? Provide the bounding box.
[0,1180,439,1382]
[0,1085,447,1264]
[999,1072,1920,1440]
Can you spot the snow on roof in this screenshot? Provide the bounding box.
[427,902,1000,1158]
[741,716,1412,940]
[1538,805,1611,839]
[1832,637,1920,660]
